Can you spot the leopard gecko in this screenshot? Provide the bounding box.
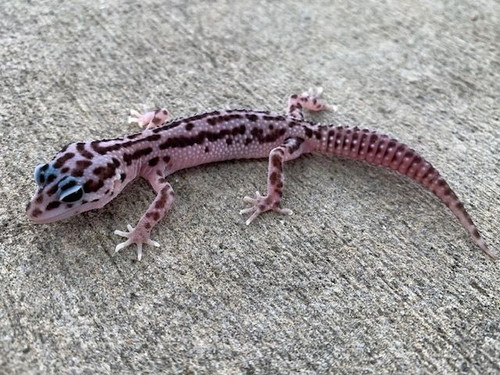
[26,88,496,260]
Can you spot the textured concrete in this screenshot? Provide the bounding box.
[1,0,499,373]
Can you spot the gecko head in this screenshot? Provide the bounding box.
[26,142,127,224]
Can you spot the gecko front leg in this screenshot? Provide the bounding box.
[240,137,307,225]
[114,174,175,260]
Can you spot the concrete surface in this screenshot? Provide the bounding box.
[1,0,499,373]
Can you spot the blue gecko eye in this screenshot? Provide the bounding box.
[34,163,49,186]
[58,177,84,203]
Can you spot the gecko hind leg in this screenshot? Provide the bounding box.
[287,87,337,120]
[129,108,170,129]
[240,137,306,225]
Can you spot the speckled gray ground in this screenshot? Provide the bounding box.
[1,0,499,374]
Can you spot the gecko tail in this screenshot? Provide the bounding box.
[315,125,496,260]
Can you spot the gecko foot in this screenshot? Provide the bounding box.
[128,108,170,129]
[239,190,293,225]
[114,224,160,261]
[301,87,338,112]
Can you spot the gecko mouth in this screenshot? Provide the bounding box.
[26,204,80,224]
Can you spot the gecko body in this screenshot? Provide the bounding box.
[26,88,496,260]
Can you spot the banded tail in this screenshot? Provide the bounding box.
[315,125,497,260]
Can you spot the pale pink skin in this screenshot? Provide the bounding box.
[26,88,496,260]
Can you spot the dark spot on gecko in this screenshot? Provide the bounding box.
[205,146,210,153]
[472,228,480,238]
[149,157,159,167]
[155,196,167,209]
[127,133,141,140]
[83,179,104,193]
[93,163,117,180]
[112,158,120,167]
[244,138,252,145]
[66,204,73,208]
[31,208,42,217]
[46,174,57,184]
[76,143,94,159]
[120,173,126,182]
[304,126,313,138]
[104,190,110,195]
[146,211,160,221]
[269,172,278,184]
[163,155,171,163]
[123,147,153,166]
[246,114,258,122]
[59,143,71,153]
[46,201,61,210]
[271,155,281,168]
[290,94,298,99]
[145,222,151,230]
[61,167,69,174]
[226,138,233,145]
[53,152,75,168]
[47,184,59,197]
[185,122,194,131]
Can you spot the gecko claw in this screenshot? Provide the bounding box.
[240,191,293,225]
[114,224,161,260]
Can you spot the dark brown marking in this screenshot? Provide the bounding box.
[145,222,151,230]
[83,179,104,193]
[53,153,75,169]
[163,155,171,163]
[47,185,58,197]
[47,174,56,184]
[93,163,117,180]
[271,154,281,168]
[75,160,92,169]
[76,143,94,159]
[146,211,160,221]
[226,138,233,145]
[269,172,278,185]
[185,122,194,131]
[31,208,42,217]
[46,201,61,210]
[149,157,159,167]
[123,147,153,166]
[246,114,258,122]
[304,126,313,138]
